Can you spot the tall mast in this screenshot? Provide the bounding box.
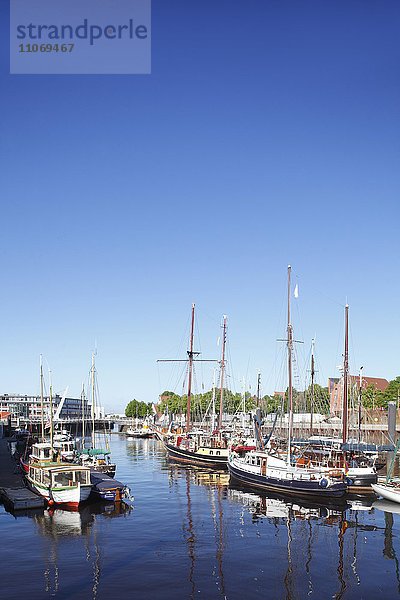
[218,315,227,430]
[287,265,293,464]
[49,369,54,453]
[81,382,86,446]
[40,355,45,442]
[358,366,363,443]
[186,303,196,433]
[310,339,315,434]
[241,377,246,430]
[211,368,217,433]
[256,371,261,409]
[91,352,96,448]
[342,304,349,444]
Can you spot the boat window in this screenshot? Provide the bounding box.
[74,470,89,484]
[53,471,73,487]
[210,450,213,455]
[43,471,51,485]
[216,451,220,456]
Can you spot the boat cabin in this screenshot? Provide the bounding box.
[31,443,53,462]
[28,464,91,488]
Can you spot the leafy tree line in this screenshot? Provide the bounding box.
[157,386,330,416]
[158,389,257,416]
[125,399,153,418]
[360,377,400,409]
[125,377,400,418]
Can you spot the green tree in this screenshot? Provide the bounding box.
[125,399,152,418]
[306,384,330,414]
[381,376,400,408]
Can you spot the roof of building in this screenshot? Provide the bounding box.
[349,375,389,391]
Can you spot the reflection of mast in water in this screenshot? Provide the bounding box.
[184,469,196,599]
[350,511,360,586]
[283,514,293,600]
[92,516,101,600]
[335,514,347,600]
[209,484,226,598]
[383,510,400,592]
[305,519,313,597]
[44,538,59,595]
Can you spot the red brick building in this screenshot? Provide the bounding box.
[329,376,389,414]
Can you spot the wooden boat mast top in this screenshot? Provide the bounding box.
[342,304,349,445]
[287,265,293,464]
[218,315,227,430]
[186,303,196,433]
[40,355,45,443]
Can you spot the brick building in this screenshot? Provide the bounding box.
[329,376,389,414]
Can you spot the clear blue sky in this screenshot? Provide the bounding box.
[1,1,399,412]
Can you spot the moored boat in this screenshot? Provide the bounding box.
[89,471,132,503]
[228,267,347,499]
[160,306,230,469]
[26,459,92,507]
[371,481,400,504]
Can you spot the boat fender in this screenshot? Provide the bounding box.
[319,478,329,488]
[345,477,354,486]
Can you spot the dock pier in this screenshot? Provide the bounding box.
[0,437,44,510]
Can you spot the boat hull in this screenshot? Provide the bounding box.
[89,471,129,503]
[228,460,346,498]
[26,478,92,507]
[165,442,228,469]
[345,469,377,494]
[371,483,400,504]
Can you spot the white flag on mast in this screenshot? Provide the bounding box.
[294,284,299,298]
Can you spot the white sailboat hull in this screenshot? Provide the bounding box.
[371,483,400,504]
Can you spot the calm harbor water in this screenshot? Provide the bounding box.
[1,435,400,599]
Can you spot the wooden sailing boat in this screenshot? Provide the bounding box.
[161,305,230,468]
[302,305,378,492]
[228,266,347,498]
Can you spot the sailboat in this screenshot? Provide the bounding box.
[300,305,378,492]
[25,368,92,507]
[161,305,230,469]
[371,440,400,503]
[77,353,116,478]
[125,412,152,438]
[228,266,347,498]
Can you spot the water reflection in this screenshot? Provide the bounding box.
[4,437,400,599]
[7,501,132,599]
[33,501,132,538]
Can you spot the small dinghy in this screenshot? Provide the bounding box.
[90,471,132,503]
